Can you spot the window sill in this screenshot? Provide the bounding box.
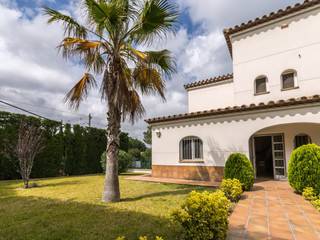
[180,160,205,163]
[254,91,270,96]
[281,86,299,91]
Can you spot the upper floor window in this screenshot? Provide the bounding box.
[255,76,268,95]
[180,136,203,161]
[281,70,297,90]
[294,134,311,149]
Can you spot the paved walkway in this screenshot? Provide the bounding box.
[228,180,320,240]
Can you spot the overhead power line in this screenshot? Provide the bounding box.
[0,99,52,121]
[0,96,88,118]
[0,99,106,129]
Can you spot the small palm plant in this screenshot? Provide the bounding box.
[44,0,178,202]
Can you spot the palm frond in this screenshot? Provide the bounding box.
[145,49,176,78]
[122,89,145,123]
[133,64,165,100]
[59,37,106,74]
[43,7,88,38]
[65,73,97,109]
[83,0,135,36]
[131,0,179,45]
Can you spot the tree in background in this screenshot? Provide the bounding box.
[143,126,152,145]
[15,122,44,188]
[142,126,152,168]
[44,0,179,202]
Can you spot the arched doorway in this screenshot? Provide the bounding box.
[249,123,320,180]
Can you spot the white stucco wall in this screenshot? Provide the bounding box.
[151,104,320,171]
[186,6,320,112]
[232,6,320,106]
[187,81,235,112]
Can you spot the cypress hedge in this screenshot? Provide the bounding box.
[0,111,141,180]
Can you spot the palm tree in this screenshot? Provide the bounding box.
[44,0,178,202]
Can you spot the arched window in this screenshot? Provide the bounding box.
[254,76,268,95]
[180,136,203,161]
[281,69,297,90]
[294,134,312,148]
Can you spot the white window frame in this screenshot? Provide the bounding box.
[281,69,298,90]
[179,136,203,162]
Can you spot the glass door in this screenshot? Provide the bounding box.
[272,134,286,179]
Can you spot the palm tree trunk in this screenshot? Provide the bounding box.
[102,68,121,202]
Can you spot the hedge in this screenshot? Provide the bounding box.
[0,111,145,180]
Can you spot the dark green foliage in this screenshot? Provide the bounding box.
[143,126,152,145]
[224,153,254,191]
[129,138,146,152]
[0,111,106,180]
[100,150,131,174]
[288,144,320,195]
[141,148,152,169]
[128,148,141,160]
[119,132,129,152]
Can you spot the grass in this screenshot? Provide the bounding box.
[0,174,210,240]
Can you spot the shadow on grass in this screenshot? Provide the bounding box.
[121,188,194,202]
[0,195,181,240]
[35,180,82,188]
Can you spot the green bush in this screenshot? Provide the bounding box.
[311,199,320,211]
[224,153,254,191]
[171,190,230,240]
[288,144,320,194]
[101,150,131,174]
[220,179,243,202]
[302,187,317,201]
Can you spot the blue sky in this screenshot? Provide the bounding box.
[0,0,303,138]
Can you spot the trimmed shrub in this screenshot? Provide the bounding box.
[220,179,243,202]
[302,187,317,201]
[312,199,320,211]
[101,150,131,174]
[171,190,231,240]
[288,144,320,194]
[224,153,254,191]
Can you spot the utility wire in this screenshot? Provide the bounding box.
[0,99,105,129]
[0,96,88,118]
[0,99,52,121]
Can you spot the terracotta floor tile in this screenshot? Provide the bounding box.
[227,180,320,240]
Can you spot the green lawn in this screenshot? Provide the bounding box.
[0,174,209,240]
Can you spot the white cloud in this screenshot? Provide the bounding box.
[178,0,303,31]
[0,0,307,139]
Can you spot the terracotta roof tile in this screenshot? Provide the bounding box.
[145,95,320,124]
[184,73,233,90]
[224,0,320,57]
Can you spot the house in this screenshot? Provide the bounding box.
[146,0,320,182]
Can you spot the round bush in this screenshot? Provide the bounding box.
[220,178,243,202]
[224,153,254,191]
[100,150,131,174]
[172,190,231,240]
[288,144,320,194]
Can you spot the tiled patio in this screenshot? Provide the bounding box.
[227,180,320,240]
